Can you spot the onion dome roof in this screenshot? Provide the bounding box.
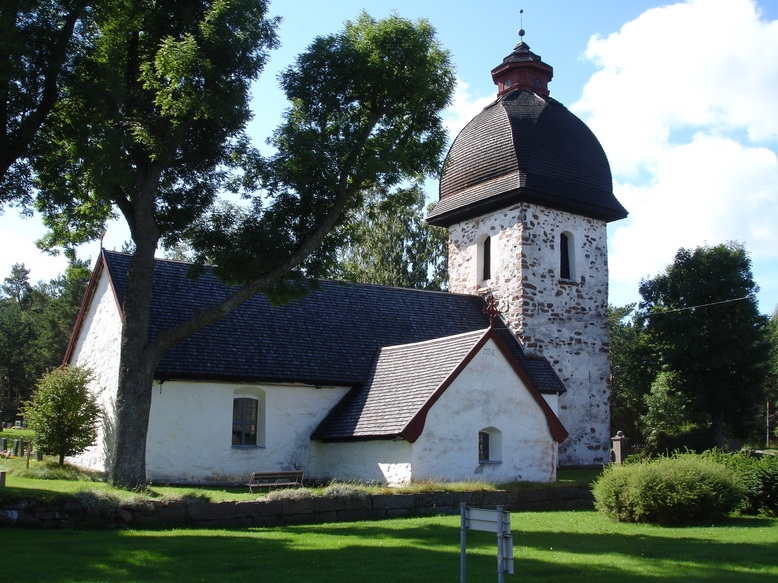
[428,42,627,226]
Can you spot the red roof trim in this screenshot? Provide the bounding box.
[62,248,126,365]
[62,250,107,365]
[489,328,569,443]
[401,328,568,444]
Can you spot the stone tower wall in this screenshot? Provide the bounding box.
[447,202,611,467]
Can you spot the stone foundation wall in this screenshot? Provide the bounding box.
[0,487,593,529]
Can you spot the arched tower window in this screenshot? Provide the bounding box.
[560,231,575,281]
[232,390,266,447]
[478,427,502,463]
[478,235,492,285]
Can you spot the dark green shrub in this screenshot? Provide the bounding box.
[593,454,744,525]
[644,427,715,456]
[703,450,778,516]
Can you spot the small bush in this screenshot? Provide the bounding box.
[593,453,744,525]
[72,490,152,516]
[322,482,368,501]
[265,487,316,501]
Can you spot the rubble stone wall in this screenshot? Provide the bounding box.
[0,487,593,529]
[447,202,611,467]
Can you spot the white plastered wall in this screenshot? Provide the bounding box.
[67,271,122,472]
[308,440,413,485]
[145,380,350,483]
[410,338,557,484]
[311,338,558,486]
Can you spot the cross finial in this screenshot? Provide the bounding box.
[483,293,501,327]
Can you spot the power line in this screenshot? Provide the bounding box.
[641,294,755,318]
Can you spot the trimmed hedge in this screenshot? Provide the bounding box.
[593,453,744,525]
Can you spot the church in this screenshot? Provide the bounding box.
[65,34,626,486]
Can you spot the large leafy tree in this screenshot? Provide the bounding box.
[330,184,448,290]
[0,261,91,424]
[608,304,657,442]
[28,4,455,488]
[768,307,778,443]
[638,243,771,448]
[0,0,92,204]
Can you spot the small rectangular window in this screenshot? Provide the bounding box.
[483,237,491,281]
[232,397,258,446]
[560,233,571,280]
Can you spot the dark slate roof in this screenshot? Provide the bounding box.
[428,89,628,226]
[99,250,565,394]
[313,330,487,441]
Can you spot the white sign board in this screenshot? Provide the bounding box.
[465,507,511,534]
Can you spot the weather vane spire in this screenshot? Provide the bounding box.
[518,8,525,42]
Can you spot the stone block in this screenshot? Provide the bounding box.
[313,497,347,513]
[282,497,315,516]
[515,489,547,503]
[188,501,237,521]
[372,494,414,510]
[384,508,411,519]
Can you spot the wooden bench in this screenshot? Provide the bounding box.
[247,470,304,493]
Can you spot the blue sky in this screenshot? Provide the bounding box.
[2,0,777,314]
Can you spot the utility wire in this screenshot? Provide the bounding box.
[640,294,755,318]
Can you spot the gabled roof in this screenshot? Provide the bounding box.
[69,250,566,395]
[312,328,568,444]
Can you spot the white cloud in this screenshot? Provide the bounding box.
[575,0,778,176]
[609,134,778,282]
[0,219,68,285]
[442,78,495,140]
[572,0,778,311]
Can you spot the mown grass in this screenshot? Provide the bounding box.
[1,444,595,504]
[2,510,777,582]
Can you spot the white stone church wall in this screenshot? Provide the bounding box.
[67,271,123,473]
[145,381,350,483]
[410,338,558,483]
[447,202,611,467]
[308,440,413,485]
[312,339,559,486]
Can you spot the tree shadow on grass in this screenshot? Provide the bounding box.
[3,514,777,583]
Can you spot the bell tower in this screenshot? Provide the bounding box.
[428,31,627,467]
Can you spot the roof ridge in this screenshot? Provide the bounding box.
[102,248,471,299]
[378,328,489,353]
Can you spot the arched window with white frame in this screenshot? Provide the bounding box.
[232,389,266,447]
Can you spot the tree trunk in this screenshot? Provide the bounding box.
[107,170,162,490]
[105,151,359,488]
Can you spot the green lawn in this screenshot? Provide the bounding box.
[3,510,777,582]
[0,447,593,503]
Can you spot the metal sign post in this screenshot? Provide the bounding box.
[460,502,514,583]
